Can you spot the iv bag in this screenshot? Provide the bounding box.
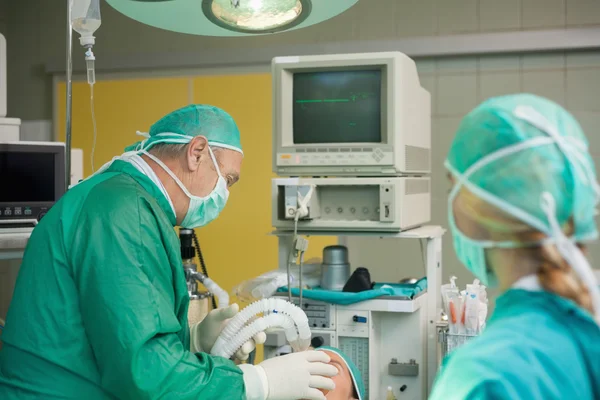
[71,0,101,46]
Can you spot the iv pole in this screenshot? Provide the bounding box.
[65,0,73,189]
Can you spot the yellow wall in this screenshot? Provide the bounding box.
[56,77,191,175]
[55,73,335,302]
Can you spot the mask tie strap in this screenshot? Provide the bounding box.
[207,146,224,177]
[141,150,198,200]
[134,131,151,151]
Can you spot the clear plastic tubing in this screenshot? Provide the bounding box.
[211,298,311,358]
[211,313,296,359]
[203,277,229,308]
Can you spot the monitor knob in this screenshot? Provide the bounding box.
[311,336,325,348]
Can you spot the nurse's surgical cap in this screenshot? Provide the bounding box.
[446,93,599,242]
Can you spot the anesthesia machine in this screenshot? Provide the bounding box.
[272,177,431,232]
[257,51,444,400]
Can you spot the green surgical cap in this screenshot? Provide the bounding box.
[446,93,599,241]
[125,104,243,154]
[316,346,365,400]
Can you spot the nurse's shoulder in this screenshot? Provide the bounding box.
[430,290,596,400]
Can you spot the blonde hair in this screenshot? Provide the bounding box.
[453,186,595,314]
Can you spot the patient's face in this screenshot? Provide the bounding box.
[313,350,359,400]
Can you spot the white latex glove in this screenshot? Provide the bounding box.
[239,351,338,400]
[190,303,267,361]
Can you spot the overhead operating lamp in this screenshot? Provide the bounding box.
[105,0,359,36]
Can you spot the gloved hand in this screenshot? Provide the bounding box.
[190,303,267,361]
[239,351,338,400]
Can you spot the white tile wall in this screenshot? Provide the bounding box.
[566,68,600,111]
[437,0,479,34]
[479,72,521,100]
[415,59,437,75]
[353,0,398,40]
[436,57,478,74]
[479,0,521,31]
[396,0,437,37]
[573,111,600,158]
[414,49,600,282]
[522,70,566,106]
[566,0,600,26]
[522,53,566,70]
[479,55,521,72]
[522,0,566,28]
[436,74,479,116]
[567,52,600,68]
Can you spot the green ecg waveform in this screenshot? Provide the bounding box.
[295,91,375,105]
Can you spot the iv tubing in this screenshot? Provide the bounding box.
[65,0,73,189]
[90,83,97,173]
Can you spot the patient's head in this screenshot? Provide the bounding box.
[312,346,364,400]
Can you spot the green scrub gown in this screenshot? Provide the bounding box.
[430,289,600,400]
[0,161,245,399]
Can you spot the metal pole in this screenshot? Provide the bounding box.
[65,0,73,189]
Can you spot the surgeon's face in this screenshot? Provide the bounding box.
[305,350,359,400]
[213,147,243,189]
[186,136,243,197]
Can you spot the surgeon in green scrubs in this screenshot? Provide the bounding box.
[0,105,337,400]
[430,94,600,399]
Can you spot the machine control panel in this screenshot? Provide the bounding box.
[0,206,48,223]
[337,310,369,337]
[277,148,394,168]
[280,295,335,329]
[272,177,431,232]
[299,299,334,329]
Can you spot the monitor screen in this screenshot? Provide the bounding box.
[0,152,56,202]
[292,70,382,144]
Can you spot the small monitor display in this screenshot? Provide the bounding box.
[292,70,382,144]
[0,152,56,202]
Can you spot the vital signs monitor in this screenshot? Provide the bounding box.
[272,52,431,177]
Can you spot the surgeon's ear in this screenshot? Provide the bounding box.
[187,136,209,172]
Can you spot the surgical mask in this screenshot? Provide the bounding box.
[448,189,498,287]
[447,186,539,287]
[143,146,229,229]
[448,104,600,314]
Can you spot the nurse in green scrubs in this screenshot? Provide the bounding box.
[430,94,600,400]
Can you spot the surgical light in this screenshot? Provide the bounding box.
[105,0,359,37]
[205,0,309,33]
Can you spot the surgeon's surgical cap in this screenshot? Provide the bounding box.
[446,93,599,242]
[125,104,243,155]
